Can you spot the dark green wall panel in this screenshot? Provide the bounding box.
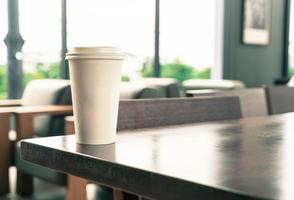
[223,0,285,87]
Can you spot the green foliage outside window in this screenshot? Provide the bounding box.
[141,59,211,82]
[0,66,7,99]
[121,75,130,82]
[0,62,60,99]
[23,62,60,86]
[0,59,211,99]
[289,68,294,77]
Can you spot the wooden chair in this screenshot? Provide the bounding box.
[3,80,162,198]
[0,79,73,197]
[265,86,294,114]
[186,88,268,117]
[0,79,165,198]
[64,96,242,200]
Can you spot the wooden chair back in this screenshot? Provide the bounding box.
[117,96,241,131]
[186,88,268,117]
[265,86,294,114]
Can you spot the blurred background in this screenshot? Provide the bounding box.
[0,0,293,98]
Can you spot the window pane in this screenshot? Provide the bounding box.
[67,0,155,80]
[160,0,216,82]
[0,0,8,99]
[19,0,61,86]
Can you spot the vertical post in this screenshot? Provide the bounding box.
[154,0,160,77]
[212,0,225,80]
[61,0,69,79]
[282,0,291,78]
[4,0,24,99]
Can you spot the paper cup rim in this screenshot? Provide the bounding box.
[66,54,125,60]
[66,46,125,60]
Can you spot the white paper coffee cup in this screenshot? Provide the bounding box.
[66,47,124,145]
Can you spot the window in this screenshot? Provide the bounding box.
[67,0,155,81]
[159,0,216,82]
[19,0,61,86]
[0,0,8,98]
[2,0,220,97]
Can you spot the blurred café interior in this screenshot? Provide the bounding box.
[1,0,294,199]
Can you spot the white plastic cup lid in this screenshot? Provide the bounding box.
[66,46,125,60]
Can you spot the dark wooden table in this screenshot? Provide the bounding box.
[21,113,294,200]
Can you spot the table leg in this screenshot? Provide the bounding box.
[16,170,33,197]
[66,175,87,200]
[113,189,124,200]
[65,119,87,200]
[0,113,10,196]
[15,114,34,196]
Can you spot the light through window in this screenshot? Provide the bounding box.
[67,0,155,81]
[19,0,61,86]
[159,0,216,82]
[0,0,8,98]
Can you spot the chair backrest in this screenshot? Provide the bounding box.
[134,78,182,97]
[22,79,72,136]
[265,86,294,115]
[119,82,163,99]
[182,79,246,91]
[187,88,268,117]
[117,96,241,131]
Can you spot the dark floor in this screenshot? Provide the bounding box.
[1,167,66,200]
[3,167,109,200]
